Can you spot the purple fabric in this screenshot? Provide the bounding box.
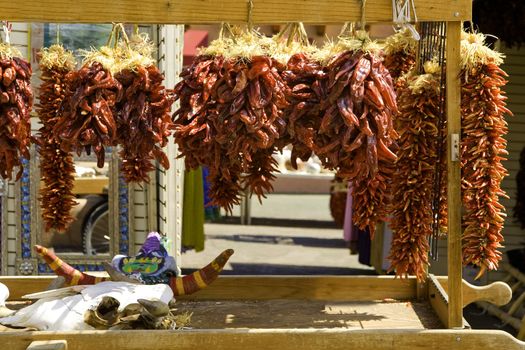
[140,232,162,255]
[343,183,354,242]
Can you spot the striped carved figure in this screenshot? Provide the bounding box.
[34,245,234,296]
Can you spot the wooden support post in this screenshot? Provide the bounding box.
[157,25,185,274]
[446,20,463,329]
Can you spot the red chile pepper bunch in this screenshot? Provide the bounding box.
[383,28,417,92]
[54,29,174,184]
[54,61,121,168]
[388,64,442,281]
[0,49,33,180]
[115,64,175,183]
[278,32,399,235]
[281,52,328,167]
[317,50,398,179]
[460,32,512,278]
[173,55,244,210]
[174,51,289,211]
[316,48,398,234]
[35,45,77,233]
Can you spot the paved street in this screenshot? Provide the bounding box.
[181,194,375,275]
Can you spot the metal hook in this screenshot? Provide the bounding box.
[2,21,11,45]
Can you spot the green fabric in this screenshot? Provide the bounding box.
[181,167,205,252]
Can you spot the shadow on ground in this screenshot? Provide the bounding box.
[217,216,339,229]
[206,233,348,249]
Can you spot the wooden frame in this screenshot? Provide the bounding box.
[0,0,471,24]
[0,0,519,348]
[0,275,522,349]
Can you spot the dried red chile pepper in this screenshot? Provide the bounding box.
[460,34,512,277]
[383,29,417,92]
[55,62,121,168]
[173,54,289,211]
[35,48,77,232]
[316,50,398,233]
[0,56,32,180]
[388,69,442,281]
[281,53,327,166]
[115,65,175,183]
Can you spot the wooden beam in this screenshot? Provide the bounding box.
[178,276,417,301]
[0,329,523,350]
[0,276,417,301]
[0,276,55,300]
[0,0,471,24]
[445,20,463,329]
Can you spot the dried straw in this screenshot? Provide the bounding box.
[39,44,76,71]
[460,31,504,71]
[408,60,441,95]
[0,43,22,59]
[81,28,155,73]
[313,30,382,66]
[384,28,417,56]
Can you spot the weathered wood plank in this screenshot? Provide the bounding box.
[0,276,417,301]
[0,0,472,24]
[445,20,463,329]
[0,329,523,350]
[178,276,418,301]
[428,275,450,328]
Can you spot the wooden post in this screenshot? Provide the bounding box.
[157,25,185,274]
[446,20,463,329]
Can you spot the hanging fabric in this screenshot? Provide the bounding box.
[181,167,205,252]
[202,167,221,221]
[343,183,358,254]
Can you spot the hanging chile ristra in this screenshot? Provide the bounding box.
[114,32,175,183]
[460,32,512,278]
[282,52,328,169]
[0,43,32,180]
[349,29,417,237]
[35,45,78,233]
[311,32,399,235]
[173,27,289,212]
[54,59,121,169]
[388,62,442,281]
[383,28,417,91]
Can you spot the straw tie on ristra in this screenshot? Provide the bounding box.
[34,233,234,296]
[383,28,417,91]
